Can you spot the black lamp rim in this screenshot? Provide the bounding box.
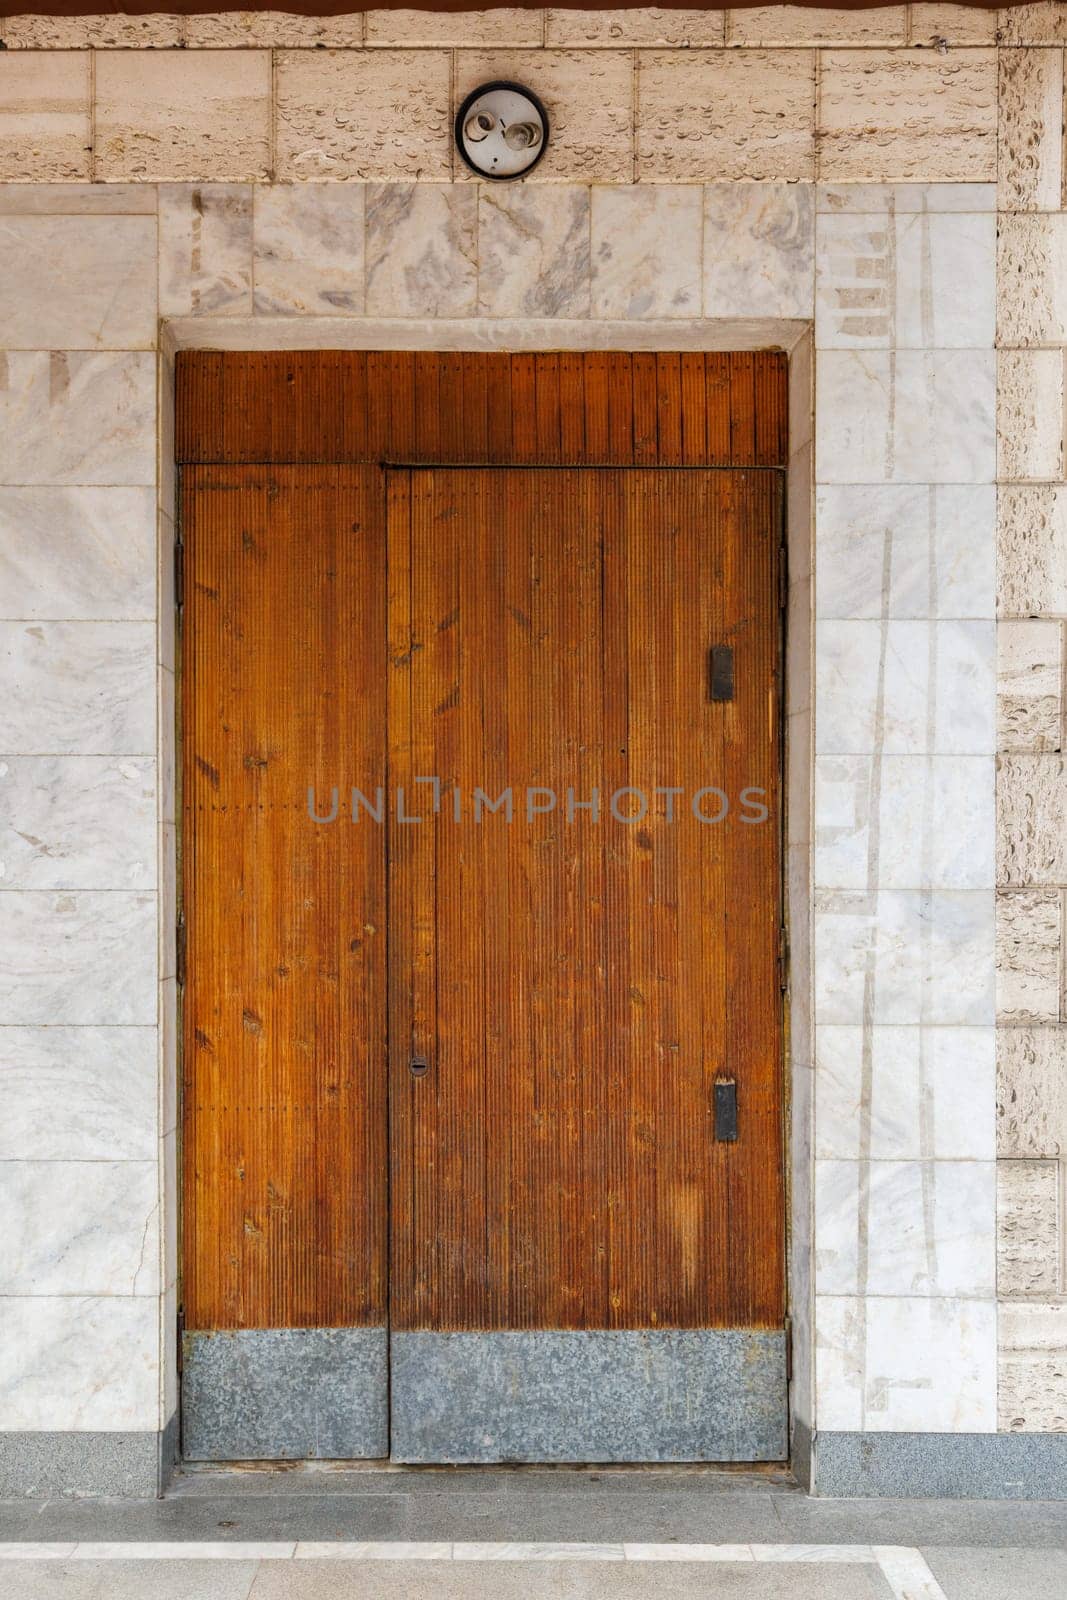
[454,79,551,182]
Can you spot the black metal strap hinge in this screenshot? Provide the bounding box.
[176,913,187,989]
[174,540,184,614]
[778,925,788,992]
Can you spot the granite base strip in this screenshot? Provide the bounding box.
[181,1327,387,1461]
[390,1328,788,1464]
[813,1431,1067,1500]
[0,1432,163,1499]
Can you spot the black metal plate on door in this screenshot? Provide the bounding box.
[709,646,734,702]
[714,1079,738,1142]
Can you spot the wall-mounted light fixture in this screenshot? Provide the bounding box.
[455,81,549,181]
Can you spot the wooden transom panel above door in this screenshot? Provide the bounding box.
[178,352,788,1466]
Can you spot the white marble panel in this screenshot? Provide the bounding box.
[816,350,995,484]
[815,621,995,757]
[159,184,253,317]
[0,185,157,216]
[0,622,155,755]
[0,353,155,487]
[815,1025,995,1161]
[0,216,157,350]
[0,488,155,622]
[816,211,994,350]
[0,891,157,1024]
[815,755,994,891]
[704,183,814,320]
[815,1294,996,1431]
[0,1295,159,1430]
[814,889,994,1025]
[0,1160,158,1296]
[815,1158,995,1296]
[816,184,997,214]
[478,187,591,319]
[0,1026,156,1161]
[814,484,995,622]
[0,756,155,890]
[591,187,702,320]
[255,185,365,317]
[365,185,475,319]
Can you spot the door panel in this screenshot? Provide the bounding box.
[180,465,388,1460]
[385,467,784,1461]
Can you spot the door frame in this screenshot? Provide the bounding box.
[161,322,815,1475]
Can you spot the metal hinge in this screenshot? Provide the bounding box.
[176,912,186,989]
[176,1305,185,1375]
[778,925,788,992]
[784,1317,793,1384]
[173,539,184,615]
[778,543,788,610]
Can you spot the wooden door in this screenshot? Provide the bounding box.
[386,466,784,1462]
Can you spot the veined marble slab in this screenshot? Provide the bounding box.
[705,183,815,320]
[0,1159,159,1296]
[0,1295,158,1431]
[478,187,591,319]
[0,353,155,487]
[0,488,155,621]
[0,216,156,350]
[0,891,157,1025]
[0,756,156,889]
[159,185,253,318]
[591,186,702,320]
[0,622,155,756]
[0,1026,157,1161]
[365,185,475,319]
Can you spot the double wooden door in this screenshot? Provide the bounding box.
[178,353,787,1464]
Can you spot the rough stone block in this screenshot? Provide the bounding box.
[909,4,999,44]
[997,753,1067,886]
[996,889,1063,1022]
[997,350,1065,483]
[998,485,1067,618]
[999,215,1067,346]
[637,49,815,182]
[818,49,997,183]
[95,49,271,183]
[0,52,90,183]
[276,49,451,182]
[997,3,1067,47]
[998,1026,1067,1157]
[999,1301,1067,1432]
[368,9,542,45]
[0,13,183,48]
[547,8,726,45]
[187,13,365,47]
[998,47,1064,213]
[726,6,906,45]
[997,619,1064,752]
[997,1158,1063,1295]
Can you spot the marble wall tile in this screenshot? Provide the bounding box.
[0,353,156,488]
[997,1158,1062,1295]
[996,348,1065,483]
[816,1024,995,1162]
[998,485,1067,618]
[370,9,542,45]
[816,350,996,484]
[0,1160,159,1296]
[0,1026,156,1162]
[817,183,998,214]
[0,622,155,756]
[0,217,156,351]
[637,49,815,182]
[999,1300,1067,1432]
[815,755,994,891]
[729,5,906,45]
[816,1294,997,1432]
[0,1295,159,1431]
[276,50,451,183]
[998,47,1064,213]
[591,187,702,320]
[365,185,475,319]
[478,186,591,318]
[95,50,272,183]
[996,890,1063,1023]
[0,756,156,891]
[997,618,1063,752]
[456,51,633,184]
[0,488,155,621]
[815,484,995,622]
[816,211,995,350]
[817,49,997,183]
[0,185,157,216]
[159,185,253,317]
[0,52,90,183]
[0,891,156,1025]
[998,1026,1067,1158]
[997,753,1067,886]
[704,184,815,319]
[815,620,995,756]
[998,214,1067,346]
[255,185,365,316]
[815,1158,995,1296]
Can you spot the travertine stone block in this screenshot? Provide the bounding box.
[547,8,725,45]
[996,889,1063,1022]
[999,1301,1067,1431]
[909,5,999,44]
[998,1027,1067,1156]
[997,753,1067,886]
[0,14,183,48]
[276,50,451,182]
[998,48,1064,213]
[0,53,90,184]
[818,50,997,183]
[727,6,905,45]
[368,9,541,46]
[997,349,1065,483]
[637,49,815,182]
[187,13,364,47]
[95,50,271,183]
[999,485,1067,618]
[997,1159,1063,1295]
[999,215,1067,346]
[997,3,1067,47]
[998,619,1064,752]
[455,51,633,183]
